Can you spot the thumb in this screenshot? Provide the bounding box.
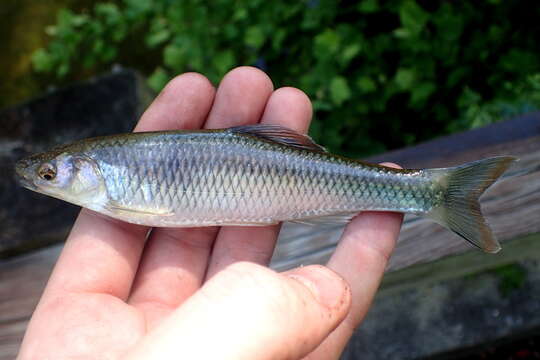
[125,262,351,360]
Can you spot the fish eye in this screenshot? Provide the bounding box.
[38,163,57,181]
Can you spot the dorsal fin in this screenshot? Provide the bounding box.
[229,124,326,152]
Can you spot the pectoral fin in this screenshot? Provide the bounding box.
[106,202,174,217]
[290,212,358,225]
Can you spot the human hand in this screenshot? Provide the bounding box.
[17,67,403,360]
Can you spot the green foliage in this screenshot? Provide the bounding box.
[492,264,527,297]
[32,0,540,157]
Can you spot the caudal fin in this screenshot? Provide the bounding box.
[426,156,517,253]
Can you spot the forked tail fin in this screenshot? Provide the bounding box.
[426,156,517,253]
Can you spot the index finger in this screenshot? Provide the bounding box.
[41,73,215,301]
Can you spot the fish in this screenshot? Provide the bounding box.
[15,124,516,253]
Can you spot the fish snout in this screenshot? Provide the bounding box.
[14,158,38,190]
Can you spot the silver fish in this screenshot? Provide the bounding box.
[15,124,516,253]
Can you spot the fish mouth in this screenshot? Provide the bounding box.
[14,160,38,191]
[16,175,38,191]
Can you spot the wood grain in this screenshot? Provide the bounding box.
[0,246,58,360]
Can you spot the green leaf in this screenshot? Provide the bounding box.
[186,46,204,71]
[341,43,361,64]
[124,0,153,16]
[395,68,416,90]
[493,264,527,297]
[101,45,117,62]
[411,82,436,104]
[57,8,74,26]
[70,14,88,27]
[146,29,170,48]
[314,29,341,59]
[45,25,57,36]
[433,3,463,42]
[223,23,239,40]
[147,67,170,92]
[95,3,121,24]
[163,44,185,68]
[312,99,333,112]
[233,8,248,21]
[244,26,265,49]
[357,0,379,13]
[145,17,170,47]
[393,28,410,39]
[357,76,376,93]
[272,28,287,51]
[499,49,538,74]
[92,39,104,55]
[330,76,351,105]
[212,50,235,74]
[458,87,482,109]
[57,62,70,78]
[447,68,468,88]
[398,1,429,36]
[31,49,55,72]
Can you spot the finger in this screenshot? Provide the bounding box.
[135,72,216,131]
[41,73,214,301]
[260,87,313,132]
[41,211,148,302]
[127,75,217,323]
[308,163,403,359]
[205,87,313,279]
[128,227,217,329]
[204,66,273,128]
[125,262,351,360]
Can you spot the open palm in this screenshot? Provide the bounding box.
[17,67,402,360]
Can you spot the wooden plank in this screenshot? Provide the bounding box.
[0,246,59,360]
[342,234,540,360]
[380,232,540,295]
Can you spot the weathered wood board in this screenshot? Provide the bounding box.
[0,246,58,359]
[0,113,539,359]
[343,234,540,360]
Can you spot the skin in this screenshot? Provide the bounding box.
[17,67,403,360]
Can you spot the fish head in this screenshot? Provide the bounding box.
[15,149,106,206]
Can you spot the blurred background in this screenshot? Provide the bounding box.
[3,0,540,157]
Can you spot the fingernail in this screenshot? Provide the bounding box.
[288,265,350,309]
